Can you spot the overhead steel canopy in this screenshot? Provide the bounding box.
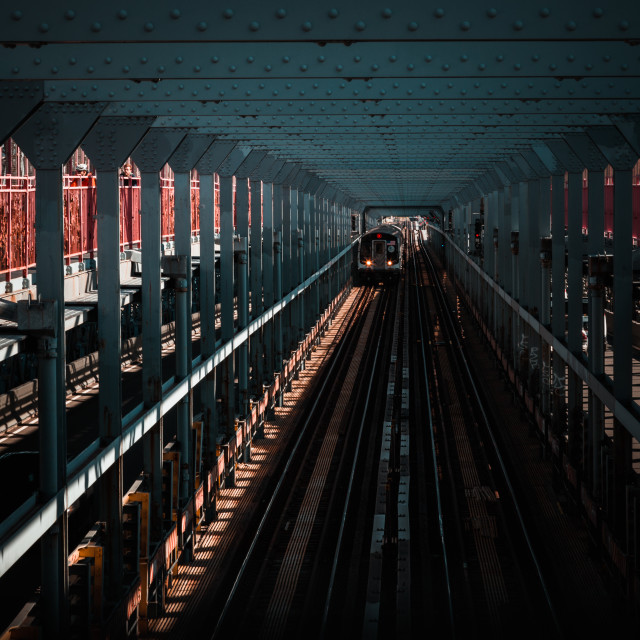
[1,0,639,209]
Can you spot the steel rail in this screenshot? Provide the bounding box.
[318,287,390,637]
[411,234,456,633]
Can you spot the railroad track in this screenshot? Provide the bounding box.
[409,232,562,639]
[207,282,401,639]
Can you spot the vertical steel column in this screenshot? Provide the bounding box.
[250,179,264,396]
[567,171,584,463]
[312,196,320,326]
[327,199,334,305]
[588,256,609,497]
[235,179,249,416]
[174,171,192,506]
[35,170,66,636]
[140,170,164,536]
[510,231,520,371]
[263,183,274,379]
[540,238,553,428]
[283,186,293,353]
[197,172,217,516]
[527,178,542,315]
[612,168,634,535]
[237,238,249,417]
[318,198,326,314]
[96,168,124,595]
[273,184,283,373]
[303,191,312,331]
[274,231,283,406]
[517,181,530,311]
[219,175,235,437]
[298,230,305,343]
[551,172,566,436]
[612,169,633,397]
[297,189,306,338]
[587,170,605,497]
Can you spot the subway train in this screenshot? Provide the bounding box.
[352,223,404,284]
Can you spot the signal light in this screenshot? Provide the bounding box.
[387,260,392,266]
[376,233,382,238]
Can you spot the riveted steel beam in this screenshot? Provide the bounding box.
[2,4,638,43]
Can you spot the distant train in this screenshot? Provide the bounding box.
[353,223,404,284]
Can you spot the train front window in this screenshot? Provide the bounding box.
[375,243,385,255]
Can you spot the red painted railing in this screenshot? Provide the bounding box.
[0,176,36,280]
[0,174,215,281]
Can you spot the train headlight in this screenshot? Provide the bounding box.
[365,260,372,266]
[387,260,392,266]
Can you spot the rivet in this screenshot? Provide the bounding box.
[353,55,361,63]
[282,56,290,63]
[211,56,219,63]
[593,8,604,18]
[549,62,557,70]
[265,64,272,71]
[619,20,629,31]
[355,21,366,31]
[513,63,521,70]
[407,63,414,70]
[276,8,287,18]
[228,64,236,72]
[487,8,497,18]
[176,56,183,64]
[302,21,312,31]
[87,66,95,73]
[371,63,379,71]
[408,21,419,31]
[425,55,432,63]
[223,9,234,19]
[250,21,260,31]
[122,65,130,73]
[91,22,102,32]
[157,65,165,73]
[434,8,445,18]
[69,57,77,65]
[11,67,19,75]
[318,56,325,63]
[65,10,75,20]
[300,64,308,71]
[144,22,155,32]
[621,63,629,71]
[460,54,468,62]
[460,21,471,31]
[603,55,611,62]
[442,63,450,71]
[532,54,540,62]
[328,8,339,18]
[513,20,524,30]
[389,55,397,62]
[247,56,255,63]
[38,23,50,33]
[11,10,22,20]
[170,9,181,19]
[540,8,550,17]
[34,58,41,65]
[382,8,392,18]
[565,21,577,31]
[496,54,504,62]
[197,22,208,31]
